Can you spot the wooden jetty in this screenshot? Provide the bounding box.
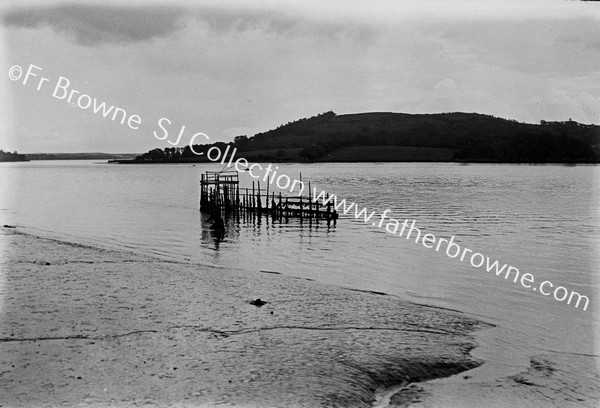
[199,170,337,225]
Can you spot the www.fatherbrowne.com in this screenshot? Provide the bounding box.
[310,189,590,312]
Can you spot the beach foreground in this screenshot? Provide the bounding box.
[0,228,598,407]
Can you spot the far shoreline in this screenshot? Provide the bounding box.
[107,158,599,165]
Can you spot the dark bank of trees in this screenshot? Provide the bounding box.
[0,150,28,162]
[134,111,600,163]
[454,132,596,162]
[135,142,232,162]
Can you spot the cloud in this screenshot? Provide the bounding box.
[1,3,375,47]
[5,1,596,49]
[2,4,189,46]
[434,78,458,93]
[432,14,600,77]
[3,0,600,153]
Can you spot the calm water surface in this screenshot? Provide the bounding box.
[1,160,598,378]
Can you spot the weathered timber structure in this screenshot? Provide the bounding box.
[199,171,337,225]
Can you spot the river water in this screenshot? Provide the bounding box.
[0,160,598,382]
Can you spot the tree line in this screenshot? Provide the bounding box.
[0,150,28,162]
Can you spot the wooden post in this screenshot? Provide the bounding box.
[266,176,270,211]
[308,181,312,220]
[279,192,283,222]
[309,195,313,221]
[326,193,331,226]
[271,192,275,219]
[202,174,205,205]
[258,181,262,213]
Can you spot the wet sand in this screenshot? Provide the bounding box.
[376,352,600,408]
[0,228,598,407]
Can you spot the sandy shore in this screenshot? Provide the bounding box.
[376,351,600,408]
[1,228,598,407]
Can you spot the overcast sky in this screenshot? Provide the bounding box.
[1,0,599,153]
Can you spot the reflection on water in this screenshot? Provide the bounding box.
[199,209,340,253]
[0,160,598,377]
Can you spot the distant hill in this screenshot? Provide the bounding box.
[26,152,139,160]
[128,111,600,163]
[0,150,29,162]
